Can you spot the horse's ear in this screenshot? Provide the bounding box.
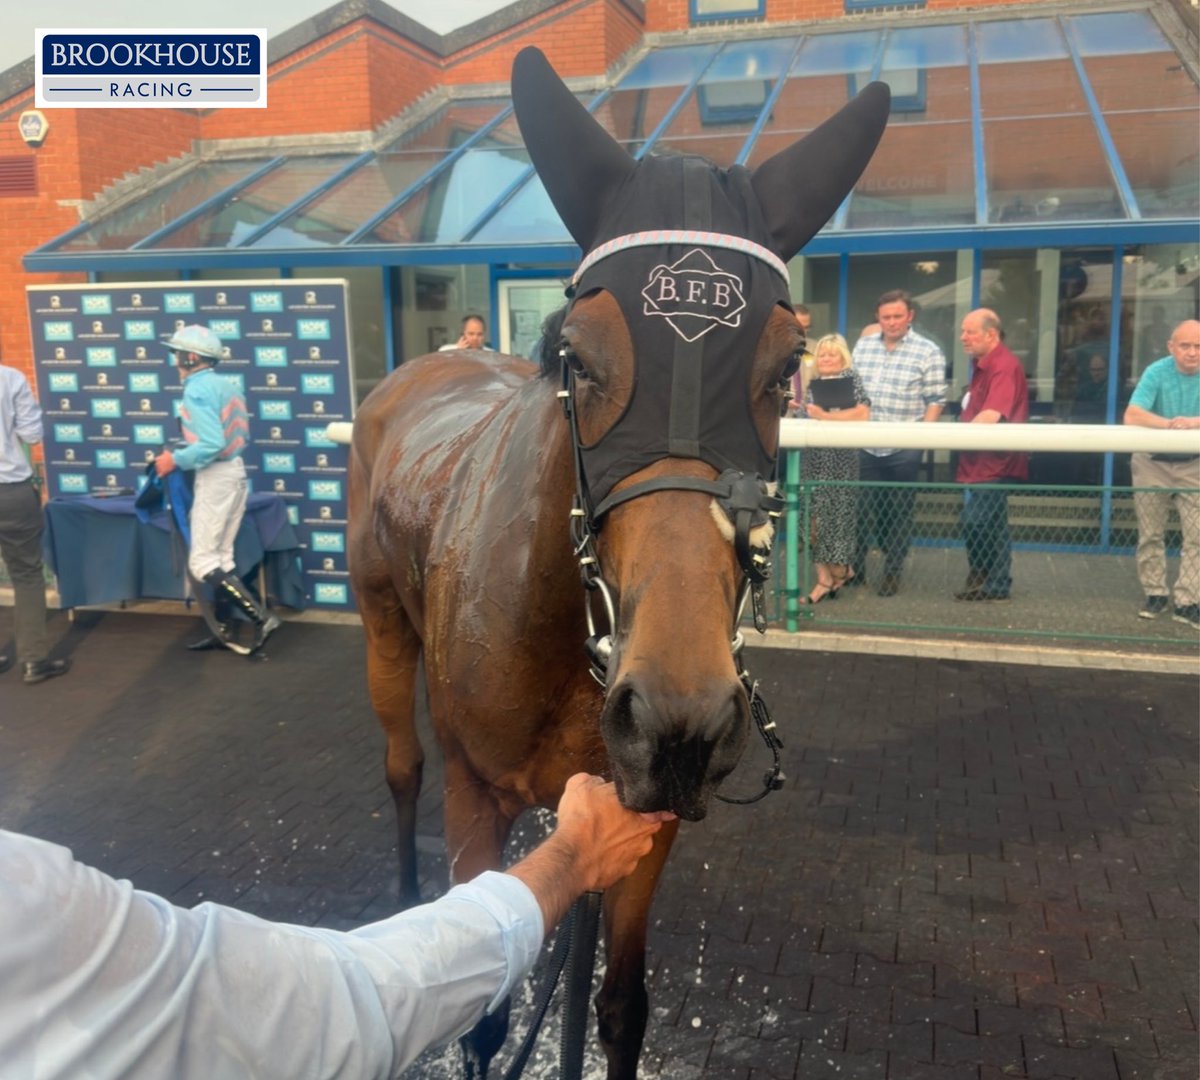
[751,81,891,261]
[512,46,635,252]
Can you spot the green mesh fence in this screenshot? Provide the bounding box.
[762,452,1199,650]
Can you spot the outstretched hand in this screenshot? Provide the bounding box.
[506,773,675,931]
[554,773,675,892]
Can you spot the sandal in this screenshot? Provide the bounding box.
[828,569,855,598]
[804,583,836,605]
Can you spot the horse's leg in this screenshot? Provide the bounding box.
[440,756,519,1079]
[596,819,680,1080]
[358,578,425,908]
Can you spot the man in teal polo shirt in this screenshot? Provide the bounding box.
[1123,319,1200,629]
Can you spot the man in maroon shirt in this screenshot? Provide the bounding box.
[955,308,1030,601]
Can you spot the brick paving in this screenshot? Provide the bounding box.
[0,608,1196,1080]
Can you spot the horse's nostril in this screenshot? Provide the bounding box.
[601,675,749,817]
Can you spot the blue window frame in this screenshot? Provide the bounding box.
[845,0,924,10]
[690,0,764,24]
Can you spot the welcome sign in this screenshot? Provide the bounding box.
[28,280,356,611]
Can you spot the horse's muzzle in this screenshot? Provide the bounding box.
[600,676,750,821]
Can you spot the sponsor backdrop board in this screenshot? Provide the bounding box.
[27,280,356,612]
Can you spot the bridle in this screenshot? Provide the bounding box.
[555,231,790,802]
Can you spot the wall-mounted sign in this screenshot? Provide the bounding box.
[18,109,48,146]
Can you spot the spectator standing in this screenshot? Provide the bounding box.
[0,362,70,683]
[800,334,870,603]
[153,326,280,655]
[0,774,671,1080]
[440,314,490,352]
[1123,319,1200,629]
[851,290,947,596]
[954,309,1030,602]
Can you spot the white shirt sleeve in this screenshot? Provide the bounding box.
[0,830,544,1080]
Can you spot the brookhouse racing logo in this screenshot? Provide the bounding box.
[641,249,747,343]
[36,29,266,109]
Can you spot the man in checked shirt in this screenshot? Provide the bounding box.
[850,290,947,596]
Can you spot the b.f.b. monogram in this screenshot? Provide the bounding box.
[642,249,747,343]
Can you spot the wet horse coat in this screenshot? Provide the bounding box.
[348,47,888,1078]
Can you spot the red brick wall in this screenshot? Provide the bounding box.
[645,0,1049,33]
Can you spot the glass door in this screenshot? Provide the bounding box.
[497,278,568,359]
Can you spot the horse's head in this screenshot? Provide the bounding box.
[514,48,889,820]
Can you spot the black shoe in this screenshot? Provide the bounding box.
[877,575,900,597]
[0,654,11,675]
[1172,604,1200,630]
[23,658,70,685]
[252,613,282,652]
[187,630,227,651]
[1138,595,1169,619]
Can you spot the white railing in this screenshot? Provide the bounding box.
[779,420,1199,455]
[328,419,1199,456]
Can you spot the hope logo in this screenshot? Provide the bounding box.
[641,249,747,343]
[308,479,342,501]
[124,320,156,340]
[133,424,165,444]
[263,453,295,474]
[258,400,292,421]
[314,583,349,605]
[297,319,330,340]
[49,373,79,392]
[44,322,74,341]
[304,426,336,448]
[91,398,122,418]
[54,423,84,443]
[223,373,245,394]
[301,374,334,394]
[311,531,345,553]
[82,294,112,315]
[86,347,117,366]
[58,473,89,493]
[164,293,195,313]
[96,449,126,468]
[209,319,241,339]
[129,372,160,392]
[251,291,283,313]
[254,346,288,367]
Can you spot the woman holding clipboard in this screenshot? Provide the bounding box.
[798,334,871,604]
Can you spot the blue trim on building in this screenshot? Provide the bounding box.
[236,151,377,248]
[689,0,765,23]
[1060,16,1141,220]
[342,106,516,245]
[130,158,287,251]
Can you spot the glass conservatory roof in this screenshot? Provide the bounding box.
[27,8,1199,272]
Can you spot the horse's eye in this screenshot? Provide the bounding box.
[781,351,801,381]
[560,343,590,381]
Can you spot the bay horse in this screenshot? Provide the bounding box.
[348,47,888,1078]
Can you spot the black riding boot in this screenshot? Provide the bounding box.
[203,569,282,653]
[188,593,233,651]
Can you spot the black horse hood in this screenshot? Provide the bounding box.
[511,46,890,507]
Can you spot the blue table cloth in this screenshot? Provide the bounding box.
[43,493,306,611]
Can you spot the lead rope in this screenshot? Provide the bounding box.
[501,892,603,1080]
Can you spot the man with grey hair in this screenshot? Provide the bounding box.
[954,308,1029,602]
[1124,318,1200,629]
